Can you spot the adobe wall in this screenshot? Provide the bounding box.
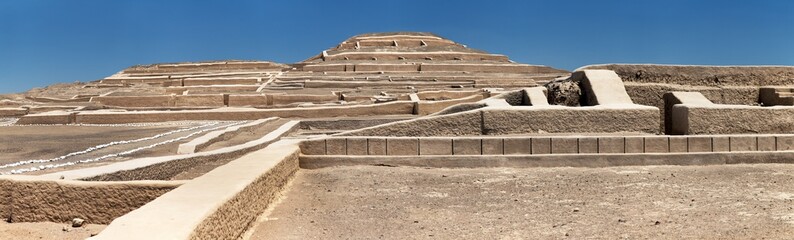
[340,110,482,136]
[300,135,794,168]
[270,94,339,105]
[416,94,485,115]
[90,95,226,108]
[482,106,660,135]
[339,105,660,136]
[0,107,28,117]
[303,80,474,88]
[174,95,225,107]
[415,90,485,100]
[227,94,268,107]
[354,63,422,72]
[91,140,301,240]
[302,134,794,156]
[15,101,414,124]
[0,176,180,224]
[91,95,174,107]
[182,78,259,86]
[582,64,794,86]
[420,64,542,73]
[672,104,794,135]
[324,52,509,62]
[15,112,76,125]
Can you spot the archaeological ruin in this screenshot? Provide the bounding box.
[1,32,794,239]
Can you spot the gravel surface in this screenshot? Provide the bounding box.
[248,164,794,239]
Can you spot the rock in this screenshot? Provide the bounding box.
[544,76,582,106]
[62,226,71,232]
[72,218,85,227]
[572,208,580,213]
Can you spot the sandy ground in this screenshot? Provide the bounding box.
[248,164,794,239]
[0,125,182,162]
[200,119,290,152]
[170,119,291,180]
[0,122,230,175]
[0,222,105,240]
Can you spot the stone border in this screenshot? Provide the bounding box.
[299,151,794,169]
[302,135,794,156]
[41,121,299,181]
[90,139,301,240]
[177,118,277,154]
[0,176,181,224]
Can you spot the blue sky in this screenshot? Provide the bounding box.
[1,0,792,93]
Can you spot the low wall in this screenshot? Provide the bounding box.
[15,112,76,125]
[182,78,259,86]
[420,64,565,74]
[341,110,482,136]
[300,152,794,169]
[483,106,660,135]
[672,104,794,134]
[174,95,225,107]
[18,101,415,124]
[340,104,660,136]
[91,140,301,240]
[227,94,268,107]
[91,95,174,107]
[415,90,485,100]
[416,94,485,115]
[0,107,28,117]
[0,176,180,224]
[270,94,339,105]
[324,52,508,61]
[302,135,794,156]
[303,80,473,88]
[91,95,225,107]
[300,135,794,168]
[582,64,794,86]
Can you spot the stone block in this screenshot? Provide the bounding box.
[346,138,368,155]
[453,138,481,155]
[712,136,730,152]
[503,138,531,155]
[669,136,688,153]
[598,137,624,153]
[419,138,452,155]
[624,137,644,153]
[730,136,757,152]
[326,138,346,155]
[387,138,419,155]
[482,138,503,155]
[299,139,325,155]
[574,70,633,105]
[687,136,712,153]
[643,136,668,153]
[368,138,386,155]
[551,137,578,154]
[578,137,598,153]
[757,136,776,151]
[777,136,794,151]
[531,138,551,154]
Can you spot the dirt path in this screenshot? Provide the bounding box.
[248,164,794,239]
[0,222,105,240]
